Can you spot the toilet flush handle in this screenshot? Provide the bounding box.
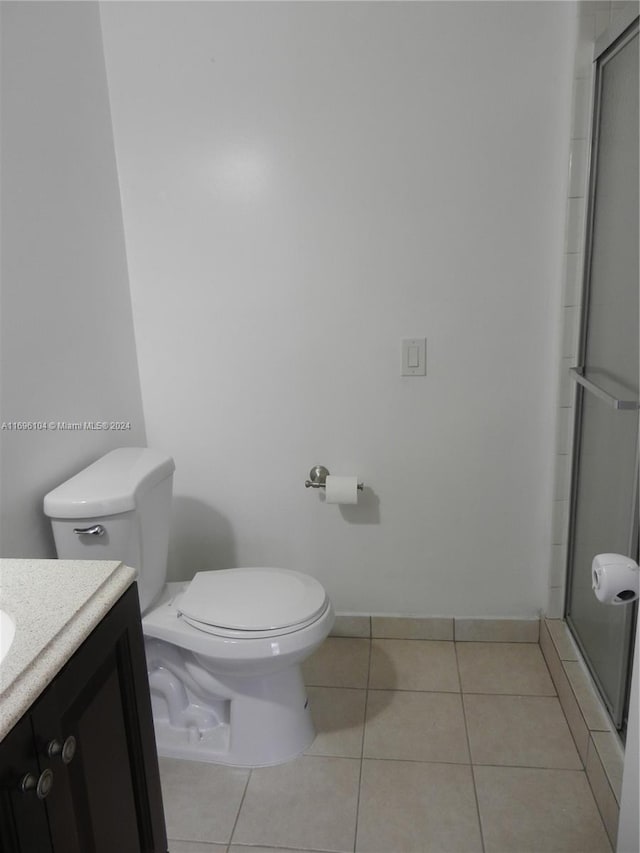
[73,524,105,536]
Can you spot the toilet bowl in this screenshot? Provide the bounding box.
[43,448,334,767]
[143,569,335,766]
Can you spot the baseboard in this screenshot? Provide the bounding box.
[330,615,539,642]
[540,618,624,849]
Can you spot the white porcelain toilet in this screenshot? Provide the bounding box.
[44,448,334,767]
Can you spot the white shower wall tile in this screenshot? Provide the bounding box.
[577,9,596,44]
[554,456,571,501]
[563,253,582,307]
[595,8,613,34]
[549,2,600,614]
[574,37,595,78]
[558,359,578,408]
[555,407,573,456]
[565,198,586,254]
[568,139,589,198]
[547,586,565,619]
[562,306,580,359]
[549,544,568,588]
[571,78,592,138]
[551,501,570,546]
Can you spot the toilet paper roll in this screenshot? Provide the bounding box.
[325,475,359,505]
[592,554,640,605]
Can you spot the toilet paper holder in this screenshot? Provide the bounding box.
[305,465,364,491]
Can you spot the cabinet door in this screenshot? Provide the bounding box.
[0,714,53,853]
[31,585,167,853]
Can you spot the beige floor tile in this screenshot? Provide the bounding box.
[159,757,249,844]
[364,690,469,763]
[169,843,227,853]
[302,637,370,687]
[457,642,556,695]
[586,741,620,848]
[545,618,580,660]
[475,765,612,853]
[369,639,460,691]
[356,759,482,852]
[455,618,539,643]
[371,616,453,640]
[464,694,582,768]
[586,738,620,849]
[591,730,624,801]
[331,615,371,638]
[305,686,366,758]
[232,755,360,852]
[563,660,612,731]
[540,622,591,763]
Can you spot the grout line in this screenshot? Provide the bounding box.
[459,689,558,698]
[227,845,337,852]
[359,755,588,772]
[454,641,486,853]
[339,755,473,767]
[352,637,373,853]
[470,763,586,773]
[308,684,559,697]
[226,768,253,848]
[300,752,363,762]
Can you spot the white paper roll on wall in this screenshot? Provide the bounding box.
[592,554,640,605]
[325,475,359,505]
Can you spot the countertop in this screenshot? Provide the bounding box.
[0,558,136,740]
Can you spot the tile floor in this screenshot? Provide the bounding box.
[160,638,613,853]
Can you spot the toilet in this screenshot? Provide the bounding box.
[43,447,334,767]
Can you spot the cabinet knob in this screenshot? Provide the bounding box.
[47,735,77,764]
[20,769,54,800]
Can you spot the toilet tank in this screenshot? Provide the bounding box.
[43,448,175,613]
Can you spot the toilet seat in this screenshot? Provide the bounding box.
[176,567,329,639]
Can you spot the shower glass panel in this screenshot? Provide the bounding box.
[566,21,639,729]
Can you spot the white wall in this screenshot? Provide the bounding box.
[0,2,146,557]
[101,1,575,617]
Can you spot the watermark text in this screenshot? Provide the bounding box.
[1,421,132,432]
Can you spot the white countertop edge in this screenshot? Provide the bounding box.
[0,564,136,741]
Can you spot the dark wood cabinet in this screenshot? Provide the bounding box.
[0,584,168,853]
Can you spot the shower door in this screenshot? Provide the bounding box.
[565,18,639,730]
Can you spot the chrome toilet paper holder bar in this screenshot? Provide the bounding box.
[305,465,364,491]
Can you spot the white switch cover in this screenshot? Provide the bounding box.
[401,338,426,376]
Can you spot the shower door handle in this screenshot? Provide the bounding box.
[569,368,639,410]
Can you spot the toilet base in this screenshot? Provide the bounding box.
[149,654,316,767]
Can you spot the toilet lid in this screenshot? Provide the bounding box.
[177,567,328,632]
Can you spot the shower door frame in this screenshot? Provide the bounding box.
[564,12,639,732]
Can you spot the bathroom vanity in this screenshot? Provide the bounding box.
[0,559,167,853]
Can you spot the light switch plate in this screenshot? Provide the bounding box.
[401,338,426,376]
